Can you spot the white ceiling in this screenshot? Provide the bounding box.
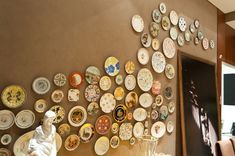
[226,21,235,29]
[208,0,235,13]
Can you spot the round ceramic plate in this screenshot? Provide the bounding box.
[178,17,187,32]
[68,89,80,102]
[54,73,66,87]
[85,66,101,85]
[115,74,123,85]
[162,16,171,31]
[94,136,110,156]
[159,105,168,120]
[64,134,80,151]
[0,148,11,156]
[152,52,166,73]
[113,104,127,123]
[149,22,160,37]
[151,121,166,139]
[99,76,112,91]
[79,123,95,143]
[202,38,209,50]
[152,38,160,51]
[198,31,204,40]
[34,99,47,113]
[1,134,12,145]
[130,137,136,145]
[184,30,191,43]
[0,110,15,130]
[68,106,87,127]
[137,48,149,65]
[131,15,144,33]
[168,101,175,113]
[51,90,64,103]
[119,123,133,141]
[152,9,162,23]
[159,2,167,14]
[177,33,185,47]
[163,37,176,59]
[170,27,178,41]
[1,85,26,108]
[210,40,215,49]
[133,108,147,122]
[15,110,35,129]
[114,87,125,101]
[32,77,51,94]
[111,123,119,134]
[155,95,164,107]
[95,115,112,135]
[69,72,83,88]
[84,85,100,102]
[58,123,70,137]
[125,60,135,74]
[194,37,199,45]
[164,86,173,100]
[194,19,200,29]
[104,56,120,77]
[137,68,153,92]
[141,33,151,48]
[125,74,136,91]
[110,136,120,149]
[87,102,100,116]
[151,110,159,120]
[167,121,174,133]
[170,10,178,25]
[100,93,116,113]
[190,23,196,33]
[50,105,65,124]
[133,122,144,138]
[125,91,138,108]
[151,80,161,95]
[139,93,153,108]
[165,64,175,79]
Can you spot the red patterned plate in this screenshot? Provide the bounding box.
[95,115,112,135]
[69,72,83,88]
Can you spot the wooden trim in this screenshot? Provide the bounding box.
[225,11,235,22]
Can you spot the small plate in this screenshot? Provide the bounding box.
[131,15,144,33]
[177,34,185,47]
[137,68,153,92]
[202,38,209,50]
[149,22,160,37]
[50,105,65,124]
[15,110,35,129]
[170,27,178,41]
[100,93,116,113]
[125,75,136,91]
[184,30,191,42]
[168,101,175,113]
[114,87,125,101]
[166,121,174,133]
[1,134,12,145]
[84,85,100,102]
[51,90,64,103]
[111,123,119,134]
[165,64,175,79]
[87,102,100,116]
[151,80,161,95]
[79,123,95,143]
[110,136,120,149]
[119,123,133,141]
[194,19,200,29]
[125,91,138,108]
[58,123,70,137]
[155,95,164,107]
[164,86,173,100]
[163,37,176,59]
[94,136,110,156]
[95,115,112,135]
[152,9,162,23]
[169,10,178,26]
[0,110,15,130]
[178,17,187,32]
[151,110,159,120]
[133,122,144,138]
[152,52,166,73]
[127,112,133,120]
[194,37,199,45]
[161,16,171,31]
[64,134,80,151]
[141,33,152,48]
[85,66,101,85]
[130,137,136,145]
[54,73,66,87]
[125,60,135,74]
[152,38,160,51]
[151,121,166,139]
[159,2,167,14]
[99,76,112,91]
[159,105,168,120]
[69,72,83,88]
[139,93,153,108]
[68,106,87,127]
[0,148,11,156]
[133,108,147,122]
[68,89,80,102]
[190,23,196,33]
[210,40,215,49]
[137,48,149,65]
[34,99,47,113]
[115,74,123,85]
[104,56,120,77]
[32,77,51,95]
[197,31,204,40]
[113,104,127,123]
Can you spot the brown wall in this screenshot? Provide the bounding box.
[0,0,217,156]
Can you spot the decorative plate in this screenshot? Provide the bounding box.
[51,90,64,103]
[165,64,175,79]
[119,123,133,141]
[68,106,87,127]
[149,22,160,37]
[133,122,144,138]
[170,27,178,41]
[141,33,151,48]
[139,93,153,108]
[168,101,175,113]
[177,34,185,47]
[0,110,15,130]
[15,110,35,129]
[137,48,149,65]
[185,30,191,43]
[50,105,65,124]
[151,110,159,120]
[194,19,200,29]
[202,38,209,50]
[94,136,110,156]
[58,123,70,137]
[197,31,204,40]
[144,121,149,128]
[125,74,136,91]
[68,89,80,102]
[163,37,176,59]
[130,137,136,145]
[114,87,125,101]
[110,136,120,149]
[1,85,26,108]
[151,80,161,95]
[104,56,120,77]
[210,40,215,49]
[53,73,66,87]
[127,112,133,120]
[133,108,147,122]
[190,23,196,33]
[159,105,168,120]
[115,74,123,85]
[87,102,100,116]
[111,123,119,134]
[152,38,160,51]
[131,15,144,33]
[152,52,166,73]
[95,115,112,135]
[166,121,174,133]
[152,9,162,23]
[144,129,149,135]
[84,85,100,102]
[137,68,153,91]
[155,95,164,107]
[79,123,95,143]
[125,91,138,108]
[85,66,101,85]
[34,99,47,113]
[100,93,116,113]
[161,16,171,31]
[0,148,11,156]
[32,77,51,95]
[178,17,187,32]
[69,72,83,88]
[64,134,80,151]
[164,86,173,100]
[1,134,12,145]
[99,76,112,91]
[194,37,199,45]
[151,121,166,139]
[170,10,178,26]
[125,60,135,74]
[113,104,127,123]
[159,2,167,14]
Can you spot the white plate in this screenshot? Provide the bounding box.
[139,93,153,108]
[53,73,66,87]
[131,15,144,33]
[141,33,151,48]
[198,31,204,40]
[137,68,153,92]
[137,48,149,65]
[170,10,178,25]
[84,85,100,102]
[210,40,215,49]
[51,90,64,103]
[194,19,200,29]
[115,74,123,85]
[159,2,167,14]
[152,38,160,51]
[184,30,191,42]
[119,123,133,141]
[177,34,185,47]
[68,89,80,102]
[167,121,174,133]
[178,17,187,32]
[15,110,35,129]
[163,37,176,59]
[155,95,164,107]
[32,77,51,95]
[100,93,116,113]
[165,64,175,79]
[170,27,178,41]
[190,23,196,33]
[1,134,12,145]
[0,110,15,130]
[94,136,110,156]
[34,99,47,113]
[152,9,162,23]
[194,37,199,45]
[99,76,111,91]
[133,108,147,122]
[152,52,166,73]
[133,122,144,138]
[168,101,175,113]
[125,75,136,91]
[202,38,209,50]
[68,106,87,127]
[110,136,120,149]
[151,121,166,139]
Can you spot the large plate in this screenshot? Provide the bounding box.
[137,48,149,65]
[119,123,133,141]
[151,121,166,139]
[133,108,147,122]
[124,74,136,91]
[139,93,153,108]
[100,93,116,113]
[104,56,120,77]
[152,52,166,73]
[163,37,176,59]
[84,85,100,102]
[64,134,80,151]
[68,106,87,127]
[85,66,101,85]
[69,72,83,88]
[125,91,138,108]
[99,76,112,91]
[131,15,144,33]
[133,122,144,138]
[1,85,26,108]
[0,110,15,130]
[50,105,65,124]
[53,73,66,87]
[113,104,127,123]
[79,123,95,143]
[94,136,110,156]
[137,68,153,92]
[95,115,112,135]
[32,77,51,95]
[15,110,35,129]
